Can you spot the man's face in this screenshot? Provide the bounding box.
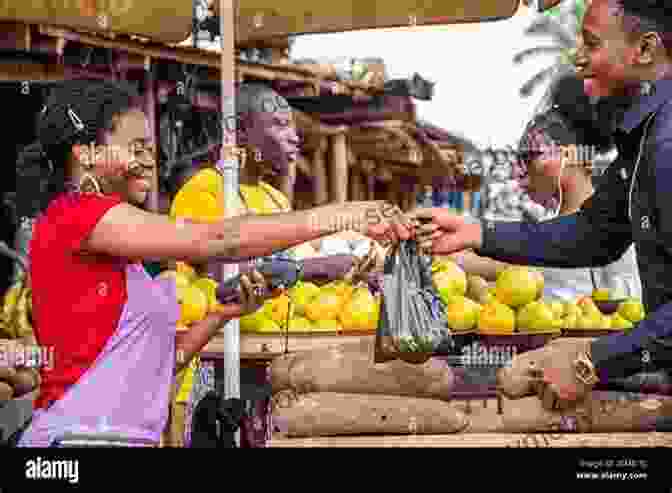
[240,91,300,177]
[575,0,640,97]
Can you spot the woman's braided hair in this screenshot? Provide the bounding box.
[12,79,140,222]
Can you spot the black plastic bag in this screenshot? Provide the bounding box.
[374,240,453,364]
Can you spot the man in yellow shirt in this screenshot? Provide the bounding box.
[166,83,326,446]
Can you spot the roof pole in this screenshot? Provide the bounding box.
[218,0,240,445]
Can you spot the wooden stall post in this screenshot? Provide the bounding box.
[349,168,365,201]
[313,139,329,205]
[330,133,348,203]
[388,175,401,207]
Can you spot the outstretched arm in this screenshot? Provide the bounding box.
[84,201,409,263]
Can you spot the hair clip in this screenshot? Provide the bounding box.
[67,106,85,132]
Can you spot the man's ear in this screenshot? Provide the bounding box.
[636,32,663,65]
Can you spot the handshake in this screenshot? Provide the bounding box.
[347,204,484,255]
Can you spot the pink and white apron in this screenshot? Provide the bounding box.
[19,263,179,447]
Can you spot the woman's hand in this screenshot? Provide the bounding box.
[237,270,269,316]
[408,208,483,254]
[322,201,414,247]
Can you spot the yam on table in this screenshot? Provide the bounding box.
[272,391,467,438]
[270,338,455,399]
[459,391,672,433]
[273,391,672,439]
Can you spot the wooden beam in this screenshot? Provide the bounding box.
[330,133,348,203]
[202,333,373,361]
[353,147,423,166]
[36,25,380,94]
[349,167,365,201]
[0,22,31,51]
[269,432,672,448]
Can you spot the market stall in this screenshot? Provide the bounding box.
[3,0,669,449]
[0,12,473,447]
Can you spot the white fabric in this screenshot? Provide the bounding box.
[538,245,641,302]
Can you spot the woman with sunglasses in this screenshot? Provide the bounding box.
[441,76,641,302]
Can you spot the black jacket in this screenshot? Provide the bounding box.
[476,77,672,382]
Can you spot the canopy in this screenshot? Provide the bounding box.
[1,0,520,44]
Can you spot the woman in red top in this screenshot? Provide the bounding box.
[14,79,409,447]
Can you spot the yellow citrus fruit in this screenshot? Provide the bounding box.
[263,295,293,328]
[193,277,219,311]
[321,281,355,303]
[183,168,224,197]
[477,301,516,335]
[158,270,192,290]
[305,291,343,322]
[170,188,223,223]
[340,288,379,331]
[312,319,342,332]
[287,317,314,332]
[177,284,209,326]
[176,262,198,282]
[239,309,280,332]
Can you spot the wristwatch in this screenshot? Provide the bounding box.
[574,348,599,386]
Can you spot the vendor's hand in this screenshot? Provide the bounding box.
[497,338,597,411]
[344,244,383,283]
[324,201,413,247]
[408,208,482,254]
[237,270,269,316]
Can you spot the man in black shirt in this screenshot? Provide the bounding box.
[411,0,672,412]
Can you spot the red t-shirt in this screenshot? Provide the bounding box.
[30,192,127,410]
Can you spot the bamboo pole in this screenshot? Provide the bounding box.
[313,139,329,205]
[330,133,348,203]
[219,0,239,445]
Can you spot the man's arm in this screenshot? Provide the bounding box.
[475,158,633,268]
[591,125,672,380]
[590,304,672,381]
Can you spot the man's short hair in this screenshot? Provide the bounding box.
[613,0,672,52]
[236,82,282,115]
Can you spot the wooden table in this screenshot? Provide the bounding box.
[202,332,374,362]
[269,432,672,448]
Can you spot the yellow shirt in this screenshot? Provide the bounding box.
[238,182,316,259]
